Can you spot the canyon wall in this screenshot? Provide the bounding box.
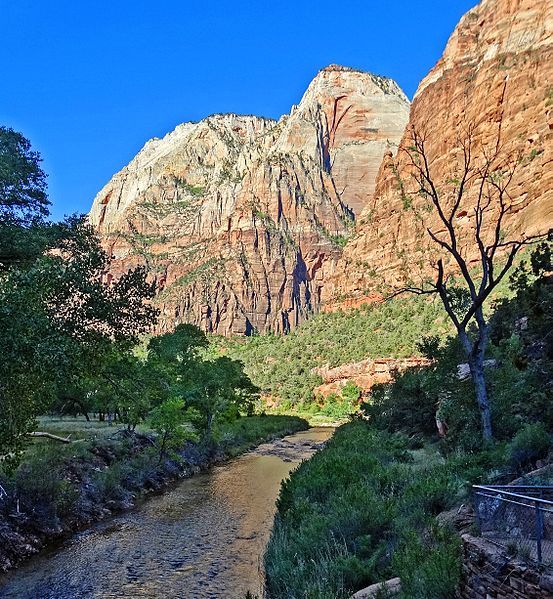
[325,0,553,308]
[90,0,553,332]
[89,66,409,334]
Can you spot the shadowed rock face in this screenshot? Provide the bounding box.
[325,0,553,309]
[88,65,409,335]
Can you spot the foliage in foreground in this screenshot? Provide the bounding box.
[270,254,553,598]
[0,126,265,465]
[264,420,490,599]
[0,126,159,463]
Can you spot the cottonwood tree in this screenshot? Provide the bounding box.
[0,126,53,269]
[0,219,158,462]
[0,127,159,462]
[185,356,259,438]
[147,325,259,439]
[393,125,549,442]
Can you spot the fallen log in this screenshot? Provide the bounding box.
[27,432,72,444]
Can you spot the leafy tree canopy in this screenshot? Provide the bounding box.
[0,126,49,224]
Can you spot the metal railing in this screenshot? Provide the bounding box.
[472,484,553,565]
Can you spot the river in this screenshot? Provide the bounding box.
[0,427,332,599]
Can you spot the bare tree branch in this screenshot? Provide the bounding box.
[388,112,548,442]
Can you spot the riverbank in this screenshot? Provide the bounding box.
[0,415,308,573]
[264,419,492,599]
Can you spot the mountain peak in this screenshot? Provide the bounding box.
[88,67,410,335]
[310,64,410,104]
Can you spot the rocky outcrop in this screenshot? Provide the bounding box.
[351,577,401,599]
[313,356,431,398]
[458,534,553,599]
[89,66,409,335]
[325,0,553,308]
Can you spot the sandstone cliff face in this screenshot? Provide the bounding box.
[89,66,409,334]
[325,0,553,307]
[313,357,431,398]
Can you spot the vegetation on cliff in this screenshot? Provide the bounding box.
[216,296,450,406]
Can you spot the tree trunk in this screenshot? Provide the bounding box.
[206,413,214,438]
[158,431,168,465]
[468,355,493,442]
[27,432,71,443]
[458,328,493,443]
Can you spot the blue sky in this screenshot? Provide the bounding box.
[1,1,476,221]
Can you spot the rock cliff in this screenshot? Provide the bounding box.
[89,66,409,334]
[325,0,553,307]
[313,357,431,398]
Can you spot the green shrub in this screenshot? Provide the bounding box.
[507,422,551,472]
[14,448,79,519]
[363,370,440,438]
[265,421,467,598]
[264,417,517,598]
[393,525,461,599]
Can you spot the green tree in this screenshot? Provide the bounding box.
[0,126,49,221]
[148,398,196,463]
[0,217,158,461]
[185,356,259,437]
[148,325,259,438]
[0,126,52,269]
[147,323,208,369]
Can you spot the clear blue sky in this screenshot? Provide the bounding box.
[1,0,476,221]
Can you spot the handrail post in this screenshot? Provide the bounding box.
[473,488,482,533]
[534,500,543,564]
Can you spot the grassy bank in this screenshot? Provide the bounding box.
[264,420,507,599]
[0,414,308,572]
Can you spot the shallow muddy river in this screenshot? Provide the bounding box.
[0,428,332,599]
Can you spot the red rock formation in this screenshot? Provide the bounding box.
[313,357,432,398]
[89,66,409,334]
[325,0,553,306]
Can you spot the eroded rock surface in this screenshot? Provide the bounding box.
[313,357,431,398]
[89,66,409,334]
[325,0,553,309]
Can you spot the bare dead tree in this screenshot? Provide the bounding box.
[393,125,549,442]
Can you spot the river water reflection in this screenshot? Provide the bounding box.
[0,427,332,599]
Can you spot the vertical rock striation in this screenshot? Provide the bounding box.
[325,0,553,308]
[89,65,409,334]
